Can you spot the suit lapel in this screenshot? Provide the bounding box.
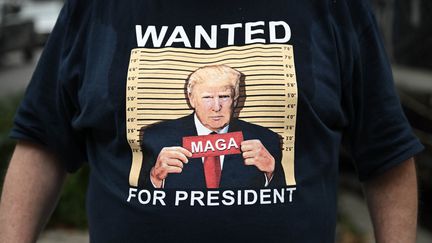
[184,114,206,187]
[165,114,207,188]
[181,114,198,136]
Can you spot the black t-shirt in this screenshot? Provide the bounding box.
[11,0,423,242]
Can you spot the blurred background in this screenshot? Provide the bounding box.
[0,0,431,242]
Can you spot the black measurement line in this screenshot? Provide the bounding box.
[138,63,198,69]
[138,59,286,68]
[137,82,185,85]
[244,78,286,82]
[137,108,190,111]
[240,83,286,87]
[137,123,171,126]
[137,91,285,95]
[138,77,185,81]
[137,93,185,96]
[137,113,187,116]
[239,116,285,119]
[136,124,289,131]
[137,87,183,90]
[138,46,282,55]
[138,97,186,100]
[242,105,286,108]
[238,100,286,103]
[240,88,286,92]
[138,72,187,76]
[239,94,286,98]
[224,60,286,66]
[139,67,194,72]
[233,64,284,69]
[137,119,172,121]
[234,120,285,124]
[139,55,282,64]
[137,102,189,105]
[139,51,283,60]
[246,73,285,77]
[135,79,288,83]
[239,68,285,72]
[136,99,288,104]
[138,71,286,76]
[138,64,285,72]
[237,110,285,113]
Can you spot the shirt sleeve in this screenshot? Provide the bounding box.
[340,0,423,181]
[9,0,90,172]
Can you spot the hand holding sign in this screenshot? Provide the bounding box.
[150,146,192,188]
[152,133,274,188]
[241,140,275,179]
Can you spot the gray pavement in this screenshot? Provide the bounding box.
[38,230,89,243]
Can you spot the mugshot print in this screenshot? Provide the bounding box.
[126,44,297,189]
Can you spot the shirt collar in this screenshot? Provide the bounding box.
[194,113,229,135]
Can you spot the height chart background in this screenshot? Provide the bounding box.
[126,43,297,187]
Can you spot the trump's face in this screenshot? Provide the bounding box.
[189,81,235,132]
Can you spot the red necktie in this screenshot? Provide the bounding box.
[204,133,221,188]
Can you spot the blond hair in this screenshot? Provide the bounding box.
[186,65,241,101]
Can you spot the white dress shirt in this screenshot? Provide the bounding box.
[152,115,271,188]
[193,114,270,186]
[193,114,228,169]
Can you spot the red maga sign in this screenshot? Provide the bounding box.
[182,131,244,158]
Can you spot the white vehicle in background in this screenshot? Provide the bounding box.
[20,0,63,44]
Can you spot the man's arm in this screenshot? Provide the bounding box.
[364,158,417,243]
[0,141,67,243]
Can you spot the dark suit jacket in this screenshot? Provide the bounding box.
[139,114,285,189]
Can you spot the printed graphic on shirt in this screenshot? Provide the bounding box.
[126,44,297,189]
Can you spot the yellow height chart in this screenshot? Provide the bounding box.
[126,43,298,187]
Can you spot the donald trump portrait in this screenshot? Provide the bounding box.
[139,64,285,189]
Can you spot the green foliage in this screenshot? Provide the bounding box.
[0,92,23,192]
[0,92,89,229]
[336,212,368,243]
[48,165,89,229]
